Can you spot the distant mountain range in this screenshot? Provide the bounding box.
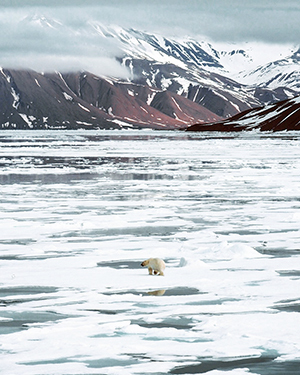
[1,16,300,130]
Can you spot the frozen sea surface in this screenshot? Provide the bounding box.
[0,130,300,374]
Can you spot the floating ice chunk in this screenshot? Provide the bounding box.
[0,317,13,322]
[178,257,188,267]
[209,241,263,260]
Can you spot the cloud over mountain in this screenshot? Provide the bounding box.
[2,0,300,43]
[0,12,129,77]
[1,1,300,76]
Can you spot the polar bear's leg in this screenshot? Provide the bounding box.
[148,267,153,275]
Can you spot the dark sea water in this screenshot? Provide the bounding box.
[0,130,300,374]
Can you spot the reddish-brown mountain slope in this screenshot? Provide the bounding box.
[0,69,222,130]
[186,96,300,132]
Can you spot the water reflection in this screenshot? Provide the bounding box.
[147,289,166,296]
[0,172,98,185]
[0,156,147,168]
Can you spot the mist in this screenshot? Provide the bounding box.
[1,0,300,76]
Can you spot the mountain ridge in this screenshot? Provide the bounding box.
[186,96,300,132]
[1,16,300,130]
[0,69,222,130]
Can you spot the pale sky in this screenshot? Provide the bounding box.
[0,0,299,75]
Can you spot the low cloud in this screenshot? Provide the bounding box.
[0,11,130,77]
[0,1,300,75]
[0,54,129,78]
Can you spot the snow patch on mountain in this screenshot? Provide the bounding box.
[214,42,295,78]
[11,88,20,109]
[35,78,41,87]
[0,68,11,83]
[19,114,35,128]
[238,56,300,90]
[63,92,73,101]
[78,103,90,112]
[22,14,63,29]
[1,15,300,130]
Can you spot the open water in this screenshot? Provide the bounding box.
[0,130,300,374]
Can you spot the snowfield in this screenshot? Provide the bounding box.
[0,130,300,374]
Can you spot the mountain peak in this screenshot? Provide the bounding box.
[1,19,300,131]
[21,14,62,29]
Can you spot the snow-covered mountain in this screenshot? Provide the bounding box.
[1,15,300,130]
[237,48,300,91]
[186,95,300,132]
[0,68,224,130]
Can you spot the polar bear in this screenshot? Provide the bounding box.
[141,258,166,276]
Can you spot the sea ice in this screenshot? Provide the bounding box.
[0,130,300,374]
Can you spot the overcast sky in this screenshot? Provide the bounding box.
[1,0,299,75]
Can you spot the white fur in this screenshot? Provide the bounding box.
[141,258,166,276]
